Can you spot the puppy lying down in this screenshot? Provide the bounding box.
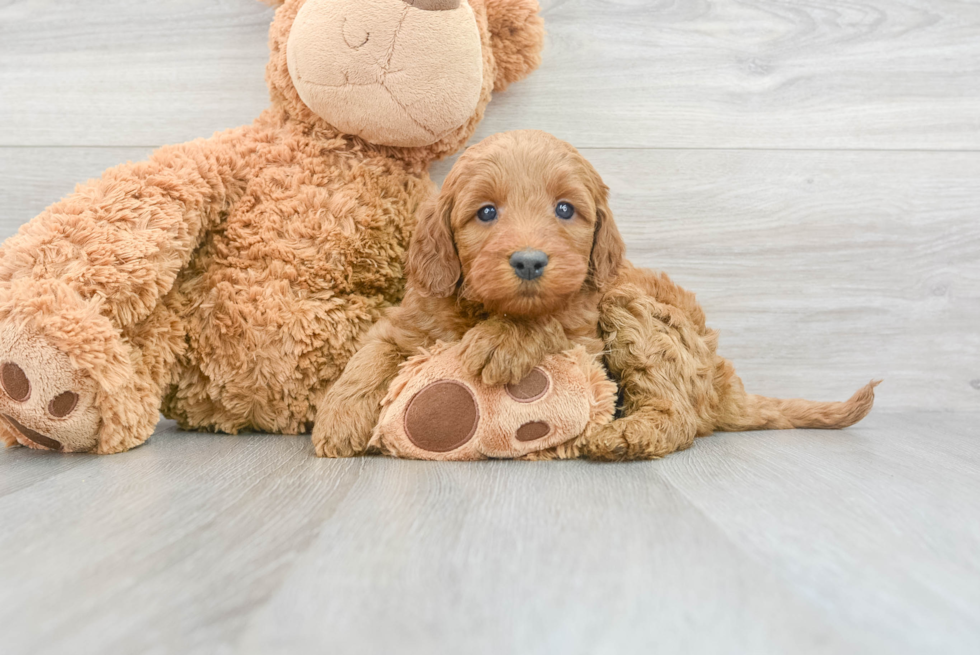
[313,130,878,460]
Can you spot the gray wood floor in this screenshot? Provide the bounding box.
[0,414,978,655]
[1,0,979,653]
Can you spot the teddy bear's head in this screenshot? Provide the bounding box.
[262,0,544,160]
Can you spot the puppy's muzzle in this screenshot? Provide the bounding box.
[510,250,549,281]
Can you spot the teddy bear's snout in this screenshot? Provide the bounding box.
[401,0,461,10]
[287,0,484,148]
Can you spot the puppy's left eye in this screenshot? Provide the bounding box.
[555,202,575,220]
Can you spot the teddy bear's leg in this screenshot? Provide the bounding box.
[0,138,247,453]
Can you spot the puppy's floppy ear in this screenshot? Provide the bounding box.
[483,0,546,92]
[587,170,626,292]
[407,197,461,298]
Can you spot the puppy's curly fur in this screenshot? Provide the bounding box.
[313,130,878,460]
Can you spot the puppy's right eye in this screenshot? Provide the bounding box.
[477,205,498,223]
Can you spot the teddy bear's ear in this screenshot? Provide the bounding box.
[258,0,285,7]
[483,0,546,92]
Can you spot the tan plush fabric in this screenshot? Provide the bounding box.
[0,0,545,454]
[372,343,616,460]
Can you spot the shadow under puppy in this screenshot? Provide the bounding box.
[313,130,878,460]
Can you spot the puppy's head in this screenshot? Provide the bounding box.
[407,130,625,317]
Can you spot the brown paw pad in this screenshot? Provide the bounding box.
[48,391,79,418]
[506,368,550,403]
[516,421,551,442]
[2,414,63,451]
[405,380,479,453]
[1,362,30,402]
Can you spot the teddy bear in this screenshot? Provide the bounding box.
[0,0,545,454]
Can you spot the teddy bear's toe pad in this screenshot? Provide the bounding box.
[1,363,31,402]
[516,420,551,442]
[0,328,100,453]
[2,413,63,451]
[49,391,80,418]
[506,369,550,402]
[405,381,479,452]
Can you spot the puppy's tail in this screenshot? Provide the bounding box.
[715,379,881,432]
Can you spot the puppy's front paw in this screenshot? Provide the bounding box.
[313,429,361,458]
[457,326,496,380]
[480,352,536,387]
[312,400,375,458]
[458,325,535,387]
[458,318,570,387]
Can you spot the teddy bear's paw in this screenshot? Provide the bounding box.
[0,328,100,453]
[372,341,620,461]
[397,368,567,459]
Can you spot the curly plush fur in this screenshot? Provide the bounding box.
[313,130,878,460]
[0,0,545,453]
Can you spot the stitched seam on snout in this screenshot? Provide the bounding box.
[299,79,379,90]
[379,84,440,139]
[382,6,411,72]
[299,75,441,140]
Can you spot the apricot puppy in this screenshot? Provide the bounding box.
[313,130,877,460]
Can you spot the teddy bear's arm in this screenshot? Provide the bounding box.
[0,134,248,330]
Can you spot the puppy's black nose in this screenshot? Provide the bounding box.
[510,250,549,281]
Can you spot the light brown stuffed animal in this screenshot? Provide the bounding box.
[0,0,545,454]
